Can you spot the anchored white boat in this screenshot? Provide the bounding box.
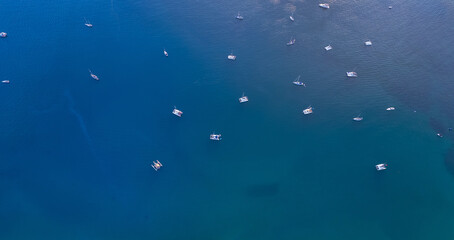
[437,133,443,138]
[286,37,296,46]
[346,72,358,77]
[227,54,236,60]
[210,133,222,141]
[303,106,313,115]
[163,49,168,57]
[236,12,244,20]
[239,93,249,103]
[292,75,305,86]
[89,69,99,80]
[376,163,387,171]
[386,107,395,111]
[319,3,330,9]
[0,32,7,38]
[172,107,183,117]
[84,18,93,28]
[151,160,163,171]
[324,45,332,51]
[364,40,372,46]
[2,80,10,84]
[353,114,363,121]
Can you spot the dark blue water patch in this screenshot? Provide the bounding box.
[444,146,454,178]
[245,183,279,197]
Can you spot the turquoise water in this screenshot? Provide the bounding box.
[1,0,454,239]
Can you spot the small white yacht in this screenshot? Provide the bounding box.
[376,163,387,171]
[437,133,443,138]
[239,93,249,103]
[2,80,10,84]
[346,72,358,77]
[364,40,372,46]
[89,69,99,81]
[0,32,7,38]
[163,49,168,57]
[227,54,236,60]
[389,6,392,9]
[324,45,332,51]
[292,75,305,86]
[236,12,244,20]
[151,160,163,171]
[172,107,183,117]
[210,133,222,141]
[286,37,296,46]
[386,107,395,111]
[319,3,330,9]
[353,114,363,121]
[289,14,295,22]
[303,106,313,115]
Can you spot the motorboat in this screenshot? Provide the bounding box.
[286,37,296,46]
[376,163,387,171]
[227,54,236,60]
[164,49,168,57]
[2,80,10,84]
[289,14,295,22]
[324,45,332,51]
[210,133,222,141]
[389,6,392,9]
[0,32,7,38]
[172,107,183,117]
[151,160,163,171]
[236,12,244,20]
[386,107,395,111]
[239,93,249,103]
[319,3,330,9]
[346,72,358,77]
[292,75,305,86]
[303,106,313,115]
[84,18,93,28]
[437,133,443,138]
[353,114,363,121]
[89,69,99,80]
[364,40,372,46]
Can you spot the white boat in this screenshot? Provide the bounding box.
[324,45,332,51]
[239,93,249,103]
[364,40,372,46]
[227,54,236,60]
[346,72,358,77]
[437,133,443,138]
[292,75,305,86]
[386,107,395,111]
[2,80,10,84]
[0,32,7,38]
[376,163,387,171]
[389,6,392,9]
[151,160,163,171]
[353,114,363,121]
[84,18,93,28]
[210,133,222,141]
[286,37,296,46]
[236,12,244,20]
[88,69,99,80]
[303,106,313,115]
[163,49,168,57]
[289,14,295,22]
[172,107,183,117]
[319,3,330,9]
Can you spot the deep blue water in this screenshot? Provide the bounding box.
[1,0,454,239]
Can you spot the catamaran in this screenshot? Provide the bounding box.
[163,49,168,57]
[324,45,332,51]
[84,18,93,28]
[319,3,330,9]
[376,163,387,171]
[364,40,372,46]
[172,107,183,117]
[89,69,99,81]
[353,114,363,121]
[236,12,244,20]
[151,160,163,171]
[292,75,305,86]
[227,53,236,60]
[303,106,313,115]
[286,37,296,46]
[210,133,222,141]
[346,72,358,77]
[0,32,7,38]
[239,93,249,103]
